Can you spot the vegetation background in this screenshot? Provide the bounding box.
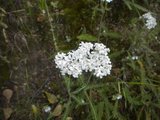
[0,0,160,120]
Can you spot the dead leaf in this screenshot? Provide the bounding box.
[37,14,45,22]
[44,92,58,104]
[3,108,13,120]
[52,104,63,116]
[66,117,73,120]
[31,105,38,115]
[2,89,13,103]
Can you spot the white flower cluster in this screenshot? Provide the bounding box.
[141,12,157,29]
[54,42,112,78]
[102,0,113,3]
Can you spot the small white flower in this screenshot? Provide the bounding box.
[102,0,113,3]
[42,10,46,14]
[126,55,138,60]
[132,56,138,60]
[141,12,157,29]
[112,94,122,100]
[43,106,51,113]
[155,36,157,40]
[81,99,85,104]
[116,94,122,100]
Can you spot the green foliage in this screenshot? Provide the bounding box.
[0,0,160,120]
[123,0,148,12]
[77,34,97,41]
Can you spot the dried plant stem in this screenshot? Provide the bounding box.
[45,1,58,52]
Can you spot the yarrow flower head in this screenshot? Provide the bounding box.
[141,12,157,29]
[54,42,112,79]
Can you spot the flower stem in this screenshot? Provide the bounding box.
[45,1,58,52]
[84,91,98,120]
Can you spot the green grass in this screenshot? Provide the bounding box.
[0,0,160,120]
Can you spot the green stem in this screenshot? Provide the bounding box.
[45,0,58,52]
[84,91,98,120]
[84,81,158,91]
[97,2,105,42]
[62,98,71,120]
[118,81,121,94]
[63,76,72,120]
[87,73,93,84]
